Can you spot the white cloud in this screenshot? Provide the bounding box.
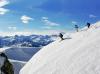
[42,17,60,26]
[41,30,66,35]
[72,21,77,24]
[0,8,9,15]
[0,29,66,36]
[0,0,9,7]
[0,0,9,15]
[21,15,34,24]
[8,26,17,30]
[0,31,32,36]
[89,14,97,18]
[42,17,48,20]
[42,26,52,29]
[0,21,100,36]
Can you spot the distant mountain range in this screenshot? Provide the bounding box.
[0,34,57,48]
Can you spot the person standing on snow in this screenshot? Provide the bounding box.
[87,22,91,28]
[75,25,79,32]
[59,33,64,40]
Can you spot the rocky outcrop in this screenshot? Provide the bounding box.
[0,53,14,74]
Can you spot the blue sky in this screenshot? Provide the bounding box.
[0,0,100,35]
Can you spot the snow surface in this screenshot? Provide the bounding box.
[20,21,100,74]
[10,59,26,74]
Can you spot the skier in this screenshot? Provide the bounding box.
[59,33,64,41]
[75,25,79,32]
[87,22,91,28]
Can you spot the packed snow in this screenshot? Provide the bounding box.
[20,21,100,74]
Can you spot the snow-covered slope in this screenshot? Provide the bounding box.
[20,21,100,74]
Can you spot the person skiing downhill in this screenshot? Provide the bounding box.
[75,25,79,32]
[59,33,64,41]
[87,22,91,28]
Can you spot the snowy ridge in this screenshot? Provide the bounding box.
[20,21,100,74]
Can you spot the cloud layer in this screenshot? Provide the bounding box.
[89,14,97,18]
[72,21,77,24]
[21,15,34,24]
[42,17,60,27]
[8,26,17,30]
[0,0,9,15]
